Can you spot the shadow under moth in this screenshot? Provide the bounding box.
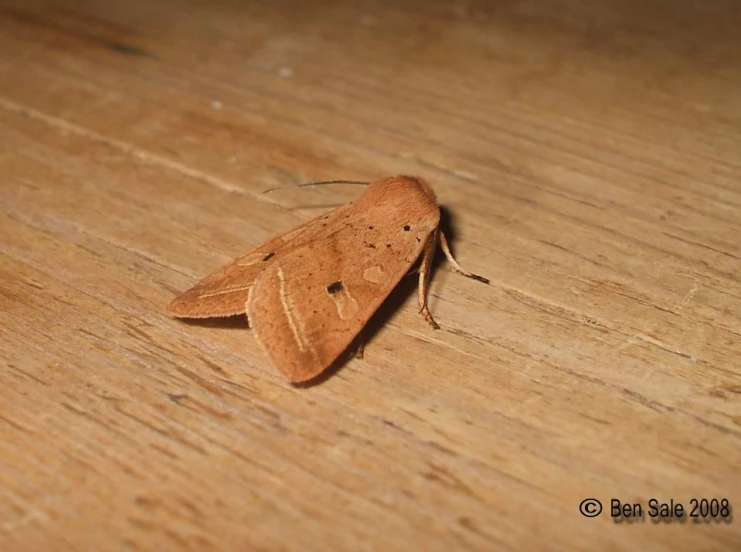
[167,175,488,383]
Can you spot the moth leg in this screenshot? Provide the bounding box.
[439,231,490,284]
[350,328,365,359]
[354,341,365,359]
[418,230,440,330]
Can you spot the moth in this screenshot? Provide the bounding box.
[167,175,488,383]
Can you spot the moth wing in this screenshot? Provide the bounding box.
[167,204,352,318]
[247,211,440,382]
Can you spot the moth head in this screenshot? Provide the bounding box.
[360,175,439,212]
[408,175,437,202]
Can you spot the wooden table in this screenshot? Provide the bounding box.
[1,0,739,550]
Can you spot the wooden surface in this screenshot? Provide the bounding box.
[1,0,740,550]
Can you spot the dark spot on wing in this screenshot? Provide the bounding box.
[386,243,392,248]
[262,252,275,261]
[326,281,343,294]
[363,241,376,249]
[403,225,411,231]
[416,237,421,242]
[368,225,374,230]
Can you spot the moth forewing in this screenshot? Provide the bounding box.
[246,183,440,382]
[166,239,281,318]
[166,202,355,318]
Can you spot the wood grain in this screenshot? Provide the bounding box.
[1,0,740,550]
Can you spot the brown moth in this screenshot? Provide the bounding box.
[167,175,488,383]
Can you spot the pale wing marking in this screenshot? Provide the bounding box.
[362,266,385,284]
[276,266,310,352]
[326,284,360,321]
[198,284,254,298]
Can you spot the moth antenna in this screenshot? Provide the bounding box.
[263,180,370,194]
